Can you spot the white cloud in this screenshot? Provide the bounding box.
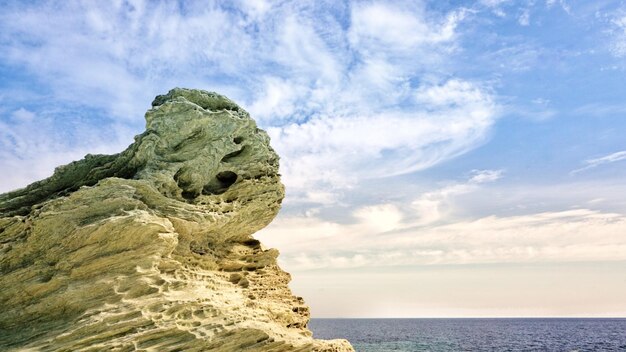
[469,169,504,183]
[572,150,626,174]
[258,170,511,269]
[257,168,626,271]
[248,77,306,122]
[0,114,134,192]
[415,79,491,108]
[546,0,570,13]
[348,2,463,50]
[587,150,626,165]
[573,103,626,117]
[0,1,256,119]
[498,97,557,122]
[483,43,541,72]
[258,207,626,271]
[269,79,496,196]
[0,1,497,197]
[409,169,502,225]
[610,15,626,58]
[518,8,530,26]
[481,0,509,8]
[292,190,341,205]
[480,0,508,17]
[353,204,404,233]
[238,0,272,20]
[11,108,35,122]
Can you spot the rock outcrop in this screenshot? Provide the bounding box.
[0,88,353,351]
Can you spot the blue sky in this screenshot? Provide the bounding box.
[1,0,625,317]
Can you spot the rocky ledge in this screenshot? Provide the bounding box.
[0,88,353,352]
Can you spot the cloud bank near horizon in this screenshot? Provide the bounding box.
[257,171,626,271]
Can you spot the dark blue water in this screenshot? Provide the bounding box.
[309,318,626,351]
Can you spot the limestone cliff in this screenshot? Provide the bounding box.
[0,88,353,352]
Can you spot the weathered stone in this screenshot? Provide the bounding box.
[0,88,353,352]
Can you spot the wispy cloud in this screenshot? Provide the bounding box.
[258,168,626,271]
[478,42,543,74]
[518,8,530,26]
[546,0,570,14]
[469,169,504,183]
[409,169,503,226]
[0,1,498,197]
[573,103,626,117]
[481,0,509,6]
[608,12,626,58]
[480,0,509,17]
[348,2,464,49]
[259,207,626,271]
[505,99,557,121]
[572,151,626,174]
[271,79,496,196]
[256,169,554,270]
[0,107,135,191]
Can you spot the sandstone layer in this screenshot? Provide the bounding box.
[0,88,353,352]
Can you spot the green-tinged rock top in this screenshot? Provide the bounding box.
[0,88,280,218]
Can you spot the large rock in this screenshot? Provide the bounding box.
[0,88,353,351]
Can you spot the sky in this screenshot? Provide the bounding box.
[1,0,625,318]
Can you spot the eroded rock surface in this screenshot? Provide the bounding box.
[0,88,353,352]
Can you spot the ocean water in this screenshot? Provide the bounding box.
[308,318,626,351]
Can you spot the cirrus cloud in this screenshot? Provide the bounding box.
[0,0,498,200]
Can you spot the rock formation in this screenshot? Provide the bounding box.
[0,88,353,351]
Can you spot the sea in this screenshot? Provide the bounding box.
[308,318,626,351]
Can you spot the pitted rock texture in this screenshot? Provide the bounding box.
[0,88,353,352]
